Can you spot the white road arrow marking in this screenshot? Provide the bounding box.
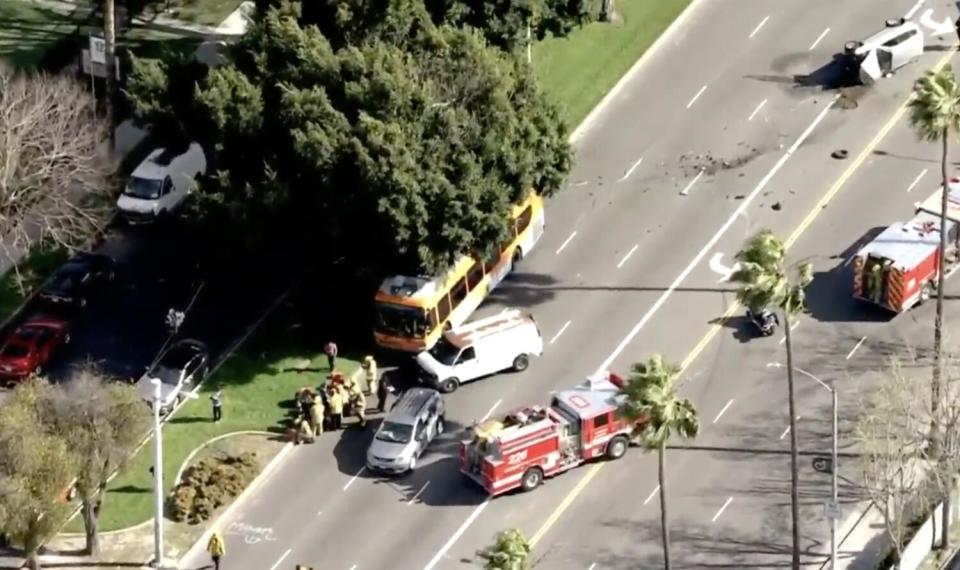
[919,9,954,36]
[708,253,740,282]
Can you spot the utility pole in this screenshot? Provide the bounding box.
[103,0,117,148]
[152,378,165,569]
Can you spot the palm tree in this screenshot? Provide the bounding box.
[476,529,531,570]
[617,354,700,570]
[907,63,960,550]
[730,230,812,570]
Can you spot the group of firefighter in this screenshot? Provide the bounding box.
[290,355,385,444]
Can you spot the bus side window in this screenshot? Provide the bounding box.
[450,276,468,308]
[515,206,533,235]
[436,295,452,324]
[466,262,484,291]
[482,251,499,275]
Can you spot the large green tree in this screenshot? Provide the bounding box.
[127,0,571,278]
[730,230,812,570]
[907,63,960,551]
[0,380,77,570]
[618,354,699,570]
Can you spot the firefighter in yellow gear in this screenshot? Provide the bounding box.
[207,531,225,570]
[350,390,367,427]
[327,386,344,430]
[868,263,883,303]
[362,355,379,395]
[309,398,325,436]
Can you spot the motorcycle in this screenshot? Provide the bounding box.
[746,308,779,337]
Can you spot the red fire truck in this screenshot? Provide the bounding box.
[852,184,960,313]
[459,371,642,496]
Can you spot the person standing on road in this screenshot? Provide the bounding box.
[376,374,393,413]
[210,388,223,423]
[362,355,379,395]
[328,385,343,430]
[351,390,367,427]
[207,530,226,570]
[309,397,325,436]
[324,341,338,371]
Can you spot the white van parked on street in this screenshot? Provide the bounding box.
[117,142,207,223]
[416,309,543,393]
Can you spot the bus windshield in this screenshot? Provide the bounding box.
[375,302,428,339]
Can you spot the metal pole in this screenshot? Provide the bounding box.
[831,386,838,569]
[152,379,164,569]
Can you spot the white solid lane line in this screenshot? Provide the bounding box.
[712,497,734,522]
[269,549,292,570]
[619,156,644,182]
[749,16,770,39]
[343,466,365,491]
[595,99,837,375]
[644,485,660,505]
[550,321,572,345]
[588,564,597,570]
[349,565,358,570]
[809,27,830,51]
[617,245,639,269]
[905,0,924,19]
[481,399,502,422]
[906,169,928,193]
[778,321,799,345]
[686,85,708,109]
[846,336,867,360]
[423,498,491,570]
[713,399,734,424]
[680,169,705,196]
[408,481,431,506]
[748,98,767,121]
[555,231,577,255]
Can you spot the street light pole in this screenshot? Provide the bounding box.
[152,378,165,569]
[769,362,838,569]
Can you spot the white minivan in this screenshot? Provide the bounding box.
[417,309,543,393]
[117,142,207,223]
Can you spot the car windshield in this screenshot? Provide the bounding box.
[48,265,85,293]
[376,420,414,444]
[428,338,461,366]
[161,345,198,370]
[374,302,428,339]
[1,344,29,358]
[125,176,163,199]
[151,365,182,386]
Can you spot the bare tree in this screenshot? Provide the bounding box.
[0,380,77,570]
[45,365,149,555]
[856,356,940,566]
[0,65,114,285]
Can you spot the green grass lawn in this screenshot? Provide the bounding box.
[145,0,244,28]
[0,247,68,322]
[75,314,359,532]
[533,0,693,129]
[0,0,83,69]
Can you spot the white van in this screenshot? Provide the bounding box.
[416,309,543,393]
[117,142,207,223]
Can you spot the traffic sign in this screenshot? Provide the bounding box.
[89,35,106,65]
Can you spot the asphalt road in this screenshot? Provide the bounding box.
[177,1,960,569]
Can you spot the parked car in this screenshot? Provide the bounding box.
[366,387,445,474]
[845,18,923,85]
[39,253,116,309]
[136,339,209,411]
[0,316,70,384]
[416,309,543,393]
[117,142,207,223]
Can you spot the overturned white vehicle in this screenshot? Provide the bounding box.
[844,18,923,85]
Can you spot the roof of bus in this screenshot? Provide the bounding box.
[375,191,542,308]
[856,211,954,270]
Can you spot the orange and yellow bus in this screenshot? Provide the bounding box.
[374,191,546,353]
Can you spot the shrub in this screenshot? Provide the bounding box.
[168,451,259,524]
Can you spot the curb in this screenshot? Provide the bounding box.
[567,0,705,144]
[176,440,295,568]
